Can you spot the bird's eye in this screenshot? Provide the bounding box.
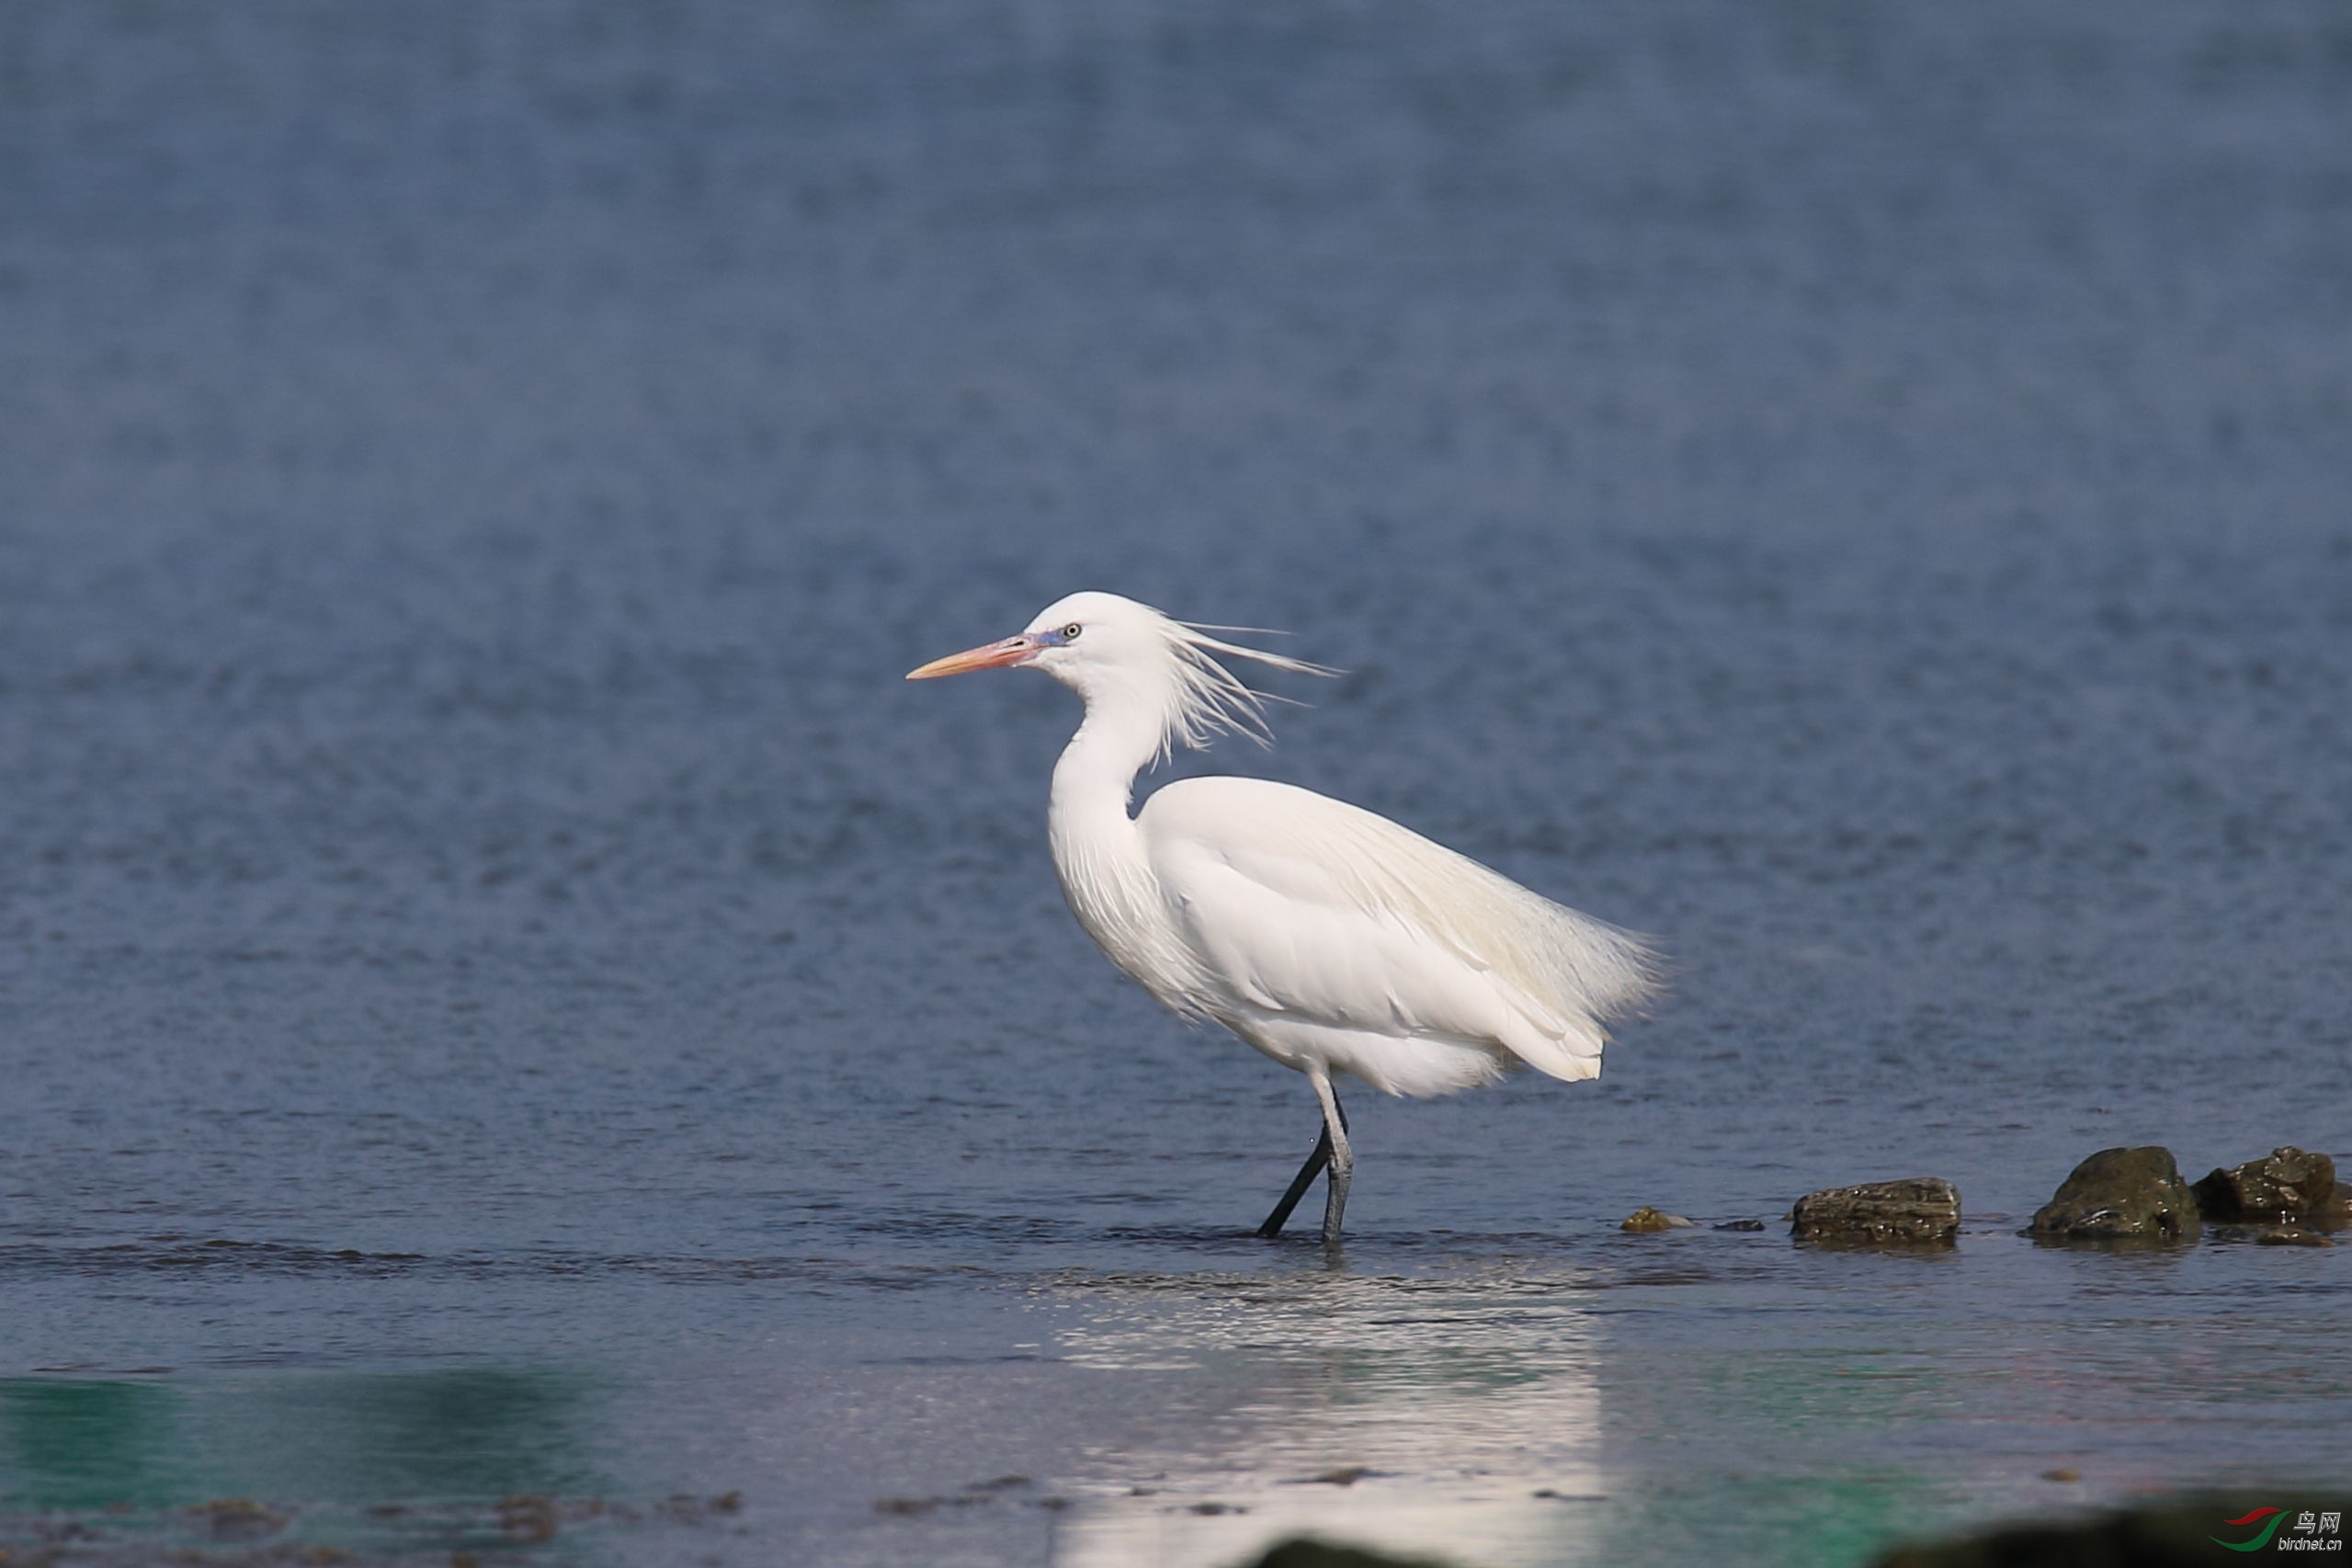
[1060,623,1083,641]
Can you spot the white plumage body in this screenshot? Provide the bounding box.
[909,589,1662,1243]
[1062,775,1653,1097]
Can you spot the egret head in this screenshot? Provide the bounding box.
[907,591,1335,757]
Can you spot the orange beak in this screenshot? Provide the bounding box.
[904,635,1039,680]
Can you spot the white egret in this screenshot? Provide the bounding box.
[907,592,1662,1246]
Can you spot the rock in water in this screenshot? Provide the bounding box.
[2255,1228,2333,1247]
[1249,1540,1455,1568]
[2193,1146,2340,1225]
[2028,1147,2199,1242]
[1619,1207,1691,1233]
[1790,1178,1961,1245]
[1870,1494,2352,1567]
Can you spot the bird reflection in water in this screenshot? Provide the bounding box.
[1040,1264,1608,1568]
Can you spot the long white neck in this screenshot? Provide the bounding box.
[1045,687,1186,1007]
[1047,692,1159,878]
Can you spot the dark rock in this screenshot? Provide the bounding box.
[495,1494,559,1541]
[2194,1146,2338,1224]
[1870,1494,2352,1567]
[1293,1467,1373,1486]
[2028,1147,2198,1242]
[2255,1228,2333,1247]
[1250,1539,1457,1568]
[192,1498,288,1540]
[1791,1177,1960,1245]
[1713,1219,1767,1232]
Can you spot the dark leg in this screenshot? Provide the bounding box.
[1256,1125,1332,1238]
[1255,1079,1352,1240]
[1312,1072,1353,1247]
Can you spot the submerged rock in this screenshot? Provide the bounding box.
[1790,1177,1960,1245]
[191,1498,288,1540]
[1250,1540,1457,1568]
[495,1494,560,1542]
[2028,1147,2198,1242]
[2255,1228,2333,1248]
[1294,1467,1375,1486]
[1871,1494,2352,1566]
[2194,1146,2342,1225]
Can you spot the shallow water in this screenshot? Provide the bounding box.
[2,3,2348,1563]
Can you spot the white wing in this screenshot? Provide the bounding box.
[1138,777,1659,1088]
